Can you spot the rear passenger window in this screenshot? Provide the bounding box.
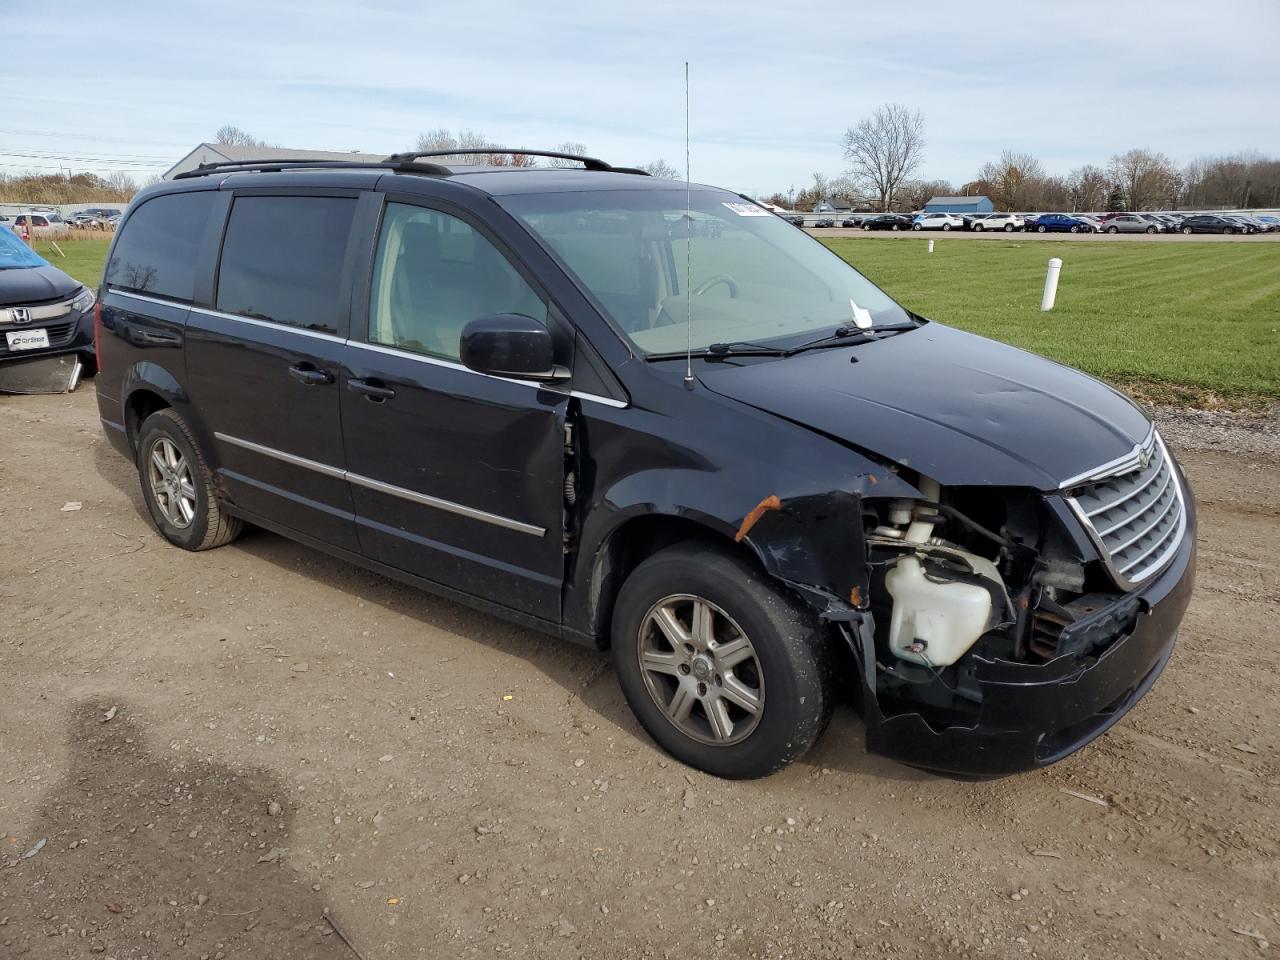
[368,202,546,361]
[216,196,356,334]
[106,191,215,301]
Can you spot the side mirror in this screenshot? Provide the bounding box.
[459,314,567,382]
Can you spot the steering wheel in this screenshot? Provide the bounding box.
[692,274,739,298]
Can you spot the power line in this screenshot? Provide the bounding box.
[0,126,194,149]
[0,150,166,169]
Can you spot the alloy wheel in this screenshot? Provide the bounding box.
[147,437,197,528]
[636,594,765,746]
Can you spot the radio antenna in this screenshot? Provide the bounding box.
[682,61,694,390]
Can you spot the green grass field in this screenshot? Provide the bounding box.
[822,238,1280,404]
[33,236,111,289]
[34,235,1279,404]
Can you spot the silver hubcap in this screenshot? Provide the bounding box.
[147,437,197,529]
[637,594,765,746]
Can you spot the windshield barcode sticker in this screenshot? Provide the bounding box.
[721,202,770,217]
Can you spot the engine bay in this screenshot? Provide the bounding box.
[862,473,1131,722]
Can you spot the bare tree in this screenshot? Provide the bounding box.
[1107,149,1178,211]
[412,128,511,165]
[548,142,589,167]
[214,125,269,148]
[1067,165,1111,211]
[977,151,1046,210]
[841,103,925,211]
[896,178,955,211]
[642,159,681,179]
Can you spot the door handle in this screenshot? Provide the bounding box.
[348,377,396,401]
[288,363,334,386]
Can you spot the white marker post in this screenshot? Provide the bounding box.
[928,239,934,254]
[1041,257,1063,311]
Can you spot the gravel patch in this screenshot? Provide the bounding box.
[1152,403,1280,459]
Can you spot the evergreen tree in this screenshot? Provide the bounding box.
[1106,186,1126,211]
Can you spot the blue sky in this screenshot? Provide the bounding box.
[2,0,1277,194]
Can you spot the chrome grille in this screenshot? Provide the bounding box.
[1064,431,1186,587]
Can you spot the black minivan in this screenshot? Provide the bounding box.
[95,150,1195,779]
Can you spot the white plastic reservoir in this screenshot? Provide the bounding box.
[885,556,993,667]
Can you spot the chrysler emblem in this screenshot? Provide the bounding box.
[1138,448,1151,470]
[9,307,32,325]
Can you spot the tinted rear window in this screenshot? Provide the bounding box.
[216,195,355,334]
[106,191,215,300]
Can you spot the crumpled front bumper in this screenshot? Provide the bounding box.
[848,494,1197,779]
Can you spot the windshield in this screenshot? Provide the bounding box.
[500,188,910,354]
[0,227,47,269]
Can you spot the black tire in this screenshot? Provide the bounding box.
[1004,223,1015,232]
[1070,225,1079,233]
[1037,225,1047,233]
[611,543,834,779]
[1224,227,1235,235]
[911,223,922,231]
[1145,226,1156,233]
[942,223,952,231]
[973,223,984,231]
[1182,226,1193,235]
[136,409,242,551]
[1107,225,1119,234]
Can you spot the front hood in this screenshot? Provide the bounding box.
[0,264,80,307]
[697,323,1151,491]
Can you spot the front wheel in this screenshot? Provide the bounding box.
[1146,226,1156,233]
[611,543,834,779]
[136,409,243,551]
[1070,225,1080,233]
[942,223,952,231]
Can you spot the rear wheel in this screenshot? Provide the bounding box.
[1037,225,1047,233]
[1070,225,1080,233]
[973,223,984,231]
[942,223,952,231]
[136,409,242,551]
[1145,226,1156,233]
[1182,225,1193,235]
[912,223,922,231]
[1107,225,1119,234]
[611,543,834,779]
[1224,227,1235,235]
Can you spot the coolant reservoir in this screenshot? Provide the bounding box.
[885,556,993,667]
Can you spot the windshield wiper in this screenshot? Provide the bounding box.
[644,320,921,363]
[782,322,920,356]
[646,341,788,361]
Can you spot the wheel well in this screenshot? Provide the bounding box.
[124,389,170,451]
[587,514,764,649]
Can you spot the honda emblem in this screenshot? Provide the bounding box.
[9,307,32,325]
[1138,448,1151,470]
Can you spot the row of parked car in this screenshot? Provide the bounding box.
[794,210,1279,235]
[0,207,123,238]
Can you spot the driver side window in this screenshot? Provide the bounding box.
[369,202,547,361]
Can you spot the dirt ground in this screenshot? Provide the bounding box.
[1,387,1277,960]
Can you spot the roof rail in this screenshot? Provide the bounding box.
[173,158,452,180]
[383,148,649,175]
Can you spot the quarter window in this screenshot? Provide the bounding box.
[368,202,546,361]
[106,191,216,301]
[216,195,356,334]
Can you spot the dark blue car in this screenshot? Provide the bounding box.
[1030,213,1089,234]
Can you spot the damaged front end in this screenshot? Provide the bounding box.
[818,444,1195,778]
